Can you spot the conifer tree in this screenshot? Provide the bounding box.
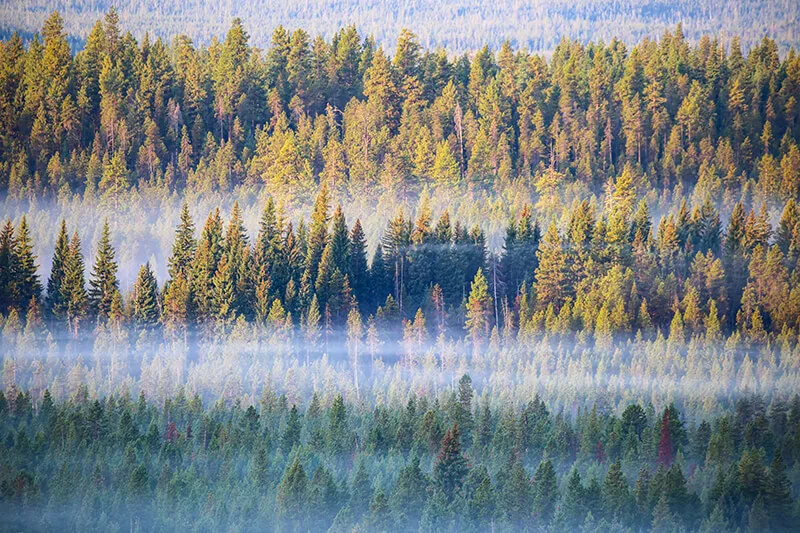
[603,459,632,522]
[329,204,350,274]
[211,253,234,329]
[131,262,159,329]
[88,220,119,322]
[465,268,492,347]
[162,271,190,336]
[46,220,70,320]
[314,241,335,306]
[61,231,87,334]
[765,452,795,531]
[0,219,16,313]
[255,196,283,289]
[168,202,196,281]
[433,423,469,501]
[347,219,369,309]
[532,458,558,524]
[12,216,41,315]
[305,183,330,281]
[346,306,363,398]
[276,457,309,530]
[500,459,534,525]
[535,221,567,310]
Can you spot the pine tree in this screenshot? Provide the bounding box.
[603,459,632,522]
[88,220,119,322]
[433,423,469,501]
[192,209,224,319]
[765,452,795,531]
[348,219,369,309]
[211,254,235,329]
[303,294,322,360]
[131,262,159,329]
[12,216,41,315]
[465,268,492,347]
[224,201,250,315]
[61,231,87,334]
[346,306,363,399]
[390,455,428,528]
[500,459,533,526]
[255,196,284,292]
[532,458,558,525]
[0,219,16,313]
[306,183,330,281]
[535,221,566,310]
[46,220,70,320]
[163,273,190,336]
[281,404,302,451]
[168,202,196,280]
[658,409,674,467]
[329,204,350,274]
[276,457,309,530]
[561,468,586,529]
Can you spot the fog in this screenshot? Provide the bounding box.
[3,315,797,423]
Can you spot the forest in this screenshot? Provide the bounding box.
[0,7,800,532]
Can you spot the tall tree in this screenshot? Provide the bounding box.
[433,423,469,501]
[535,221,567,310]
[131,262,159,330]
[465,268,493,347]
[88,220,119,322]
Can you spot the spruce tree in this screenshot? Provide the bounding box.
[314,241,335,306]
[305,183,330,281]
[0,219,16,313]
[348,218,369,309]
[12,216,41,315]
[329,204,349,274]
[535,221,567,310]
[131,262,159,329]
[211,253,234,328]
[61,231,87,333]
[465,268,492,347]
[532,458,558,524]
[46,220,70,320]
[255,196,283,290]
[168,202,197,280]
[225,201,249,314]
[765,452,795,531]
[88,220,119,322]
[276,457,309,530]
[433,423,469,501]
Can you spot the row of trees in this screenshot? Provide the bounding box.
[1,386,798,531]
[1,11,799,207]
[3,183,800,346]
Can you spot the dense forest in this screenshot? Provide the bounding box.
[1,389,799,531]
[1,8,800,532]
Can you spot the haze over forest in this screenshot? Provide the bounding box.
[1,3,800,532]
[1,0,799,54]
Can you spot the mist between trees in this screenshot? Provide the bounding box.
[1,381,799,531]
[1,8,800,532]
[2,180,800,415]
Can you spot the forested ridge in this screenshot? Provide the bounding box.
[1,8,800,532]
[1,388,799,531]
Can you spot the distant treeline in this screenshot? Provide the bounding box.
[1,0,798,54]
[1,386,798,531]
